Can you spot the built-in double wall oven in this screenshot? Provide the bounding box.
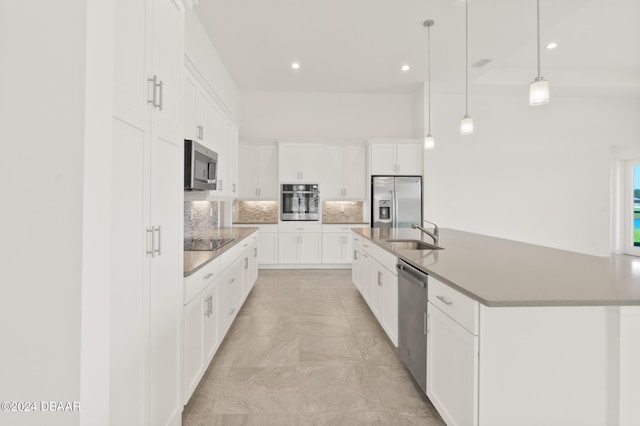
[281,184,320,221]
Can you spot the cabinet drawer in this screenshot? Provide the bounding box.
[279,221,322,233]
[218,259,243,307]
[322,224,367,233]
[184,258,220,304]
[352,233,363,247]
[362,239,397,276]
[429,277,478,335]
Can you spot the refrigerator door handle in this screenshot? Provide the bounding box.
[392,187,398,228]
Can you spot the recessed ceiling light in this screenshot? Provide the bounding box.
[291,62,300,70]
[546,42,558,50]
[401,65,410,71]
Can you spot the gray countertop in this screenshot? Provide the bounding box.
[184,227,258,277]
[353,227,640,307]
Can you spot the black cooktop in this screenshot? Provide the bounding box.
[184,238,234,251]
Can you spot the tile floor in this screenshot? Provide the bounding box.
[182,269,445,426]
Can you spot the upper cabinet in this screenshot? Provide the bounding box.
[279,143,321,182]
[183,69,239,199]
[369,141,423,175]
[238,144,279,199]
[322,145,366,200]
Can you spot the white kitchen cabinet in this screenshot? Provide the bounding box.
[259,232,279,264]
[322,233,353,264]
[351,233,364,291]
[279,143,321,182]
[278,233,322,264]
[238,144,279,199]
[111,0,183,424]
[322,145,366,200]
[217,258,244,337]
[370,141,423,175]
[427,301,479,426]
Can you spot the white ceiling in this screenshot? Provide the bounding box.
[194,0,640,96]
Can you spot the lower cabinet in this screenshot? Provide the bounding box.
[427,301,479,426]
[278,233,321,264]
[258,232,278,264]
[183,232,258,405]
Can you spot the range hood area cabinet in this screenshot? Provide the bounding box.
[112,0,184,424]
[278,143,321,182]
[321,145,366,200]
[238,144,279,199]
[368,140,423,176]
[183,69,239,198]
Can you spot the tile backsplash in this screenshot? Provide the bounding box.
[322,201,365,223]
[184,201,219,245]
[233,200,279,224]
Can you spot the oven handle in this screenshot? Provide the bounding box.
[281,190,318,194]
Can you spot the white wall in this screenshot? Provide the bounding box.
[424,93,640,256]
[185,7,239,122]
[0,2,87,425]
[239,91,413,140]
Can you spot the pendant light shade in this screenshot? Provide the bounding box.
[529,0,550,105]
[424,134,435,150]
[460,0,473,135]
[424,19,435,150]
[460,115,474,135]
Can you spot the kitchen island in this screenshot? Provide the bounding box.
[353,227,640,426]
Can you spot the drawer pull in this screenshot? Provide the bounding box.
[228,308,235,316]
[229,278,236,284]
[203,273,214,280]
[436,295,453,306]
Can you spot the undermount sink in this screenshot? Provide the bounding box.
[385,239,443,251]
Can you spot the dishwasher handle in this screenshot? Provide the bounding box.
[396,262,427,288]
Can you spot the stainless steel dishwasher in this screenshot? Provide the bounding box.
[396,259,428,394]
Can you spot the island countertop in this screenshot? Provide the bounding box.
[184,227,258,277]
[353,227,640,307]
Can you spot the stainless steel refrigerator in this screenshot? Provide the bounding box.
[371,176,422,228]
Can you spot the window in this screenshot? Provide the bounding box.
[624,159,640,256]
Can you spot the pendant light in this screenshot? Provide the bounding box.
[529,0,550,105]
[424,19,435,150]
[460,0,473,135]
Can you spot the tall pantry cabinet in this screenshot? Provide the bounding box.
[112,0,184,425]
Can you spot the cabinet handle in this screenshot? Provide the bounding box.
[228,308,235,316]
[154,226,161,256]
[353,250,358,260]
[258,188,261,196]
[208,296,213,316]
[229,278,236,284]
[157,79,164,111]
[147,75,159,108]
[244,257,249,269]
[146,228,154,256]
[254,247,258,257]
[425,313,429,335]
[296,228,304,231]
[377,271,383,286]
[243,243,249,248]
[363,244,369,248]
[436,295,453,306]
[232,183,236,193]
[203,273,214,280]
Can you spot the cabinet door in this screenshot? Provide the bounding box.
[322,233,346,264]
[258,232,279,264]
[360,253,373,304]
[227,123,239,196]
[352,247,361,290]
[196,91,211,145]
[370,144,396,175]
[371,266,384,320]
[299,144,321,182]
[249,242,259,288]
[342,146,366,199]
[396,144,423,175]
[427,303,479,426]
[300,233,322,263]
[278,234,300,263]
[149,0,183,145]
[239,145,259,198]
[183,293,205,404]
[322,146,343,199]
[279,144,300,182]
[381,267,398,346]
[202,287,218,363]
[257,145,279,198]
[183,75,198,140]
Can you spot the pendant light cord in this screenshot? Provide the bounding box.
[536,0,541,79]
[427,23,432,135]
[465,0,469,115]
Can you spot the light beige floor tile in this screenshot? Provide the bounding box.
[297,298,345,316]
[297,366,379,413]
[354,334,401,367]
[184,413,300,426]
[299,315,353,337]
[347,314,385,336]
[226,315,299,339]
[231,335,300,368]
[239,299,301,317]
[211,367,300,414]
[299,335,364,367]
[298,410,387,426]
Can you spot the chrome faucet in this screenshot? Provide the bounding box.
[412,220,439,245]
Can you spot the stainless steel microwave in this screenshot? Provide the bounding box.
[184,140,217,191]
